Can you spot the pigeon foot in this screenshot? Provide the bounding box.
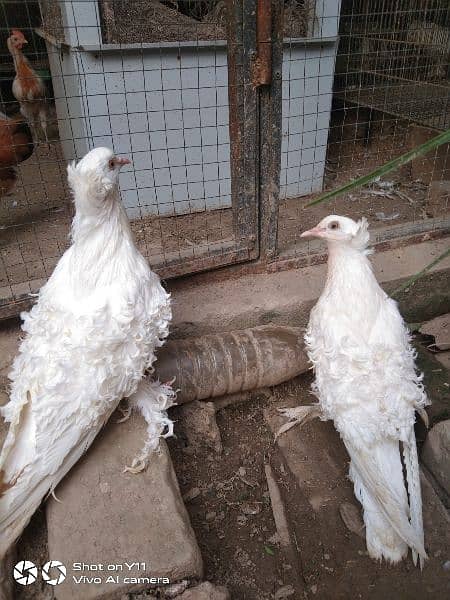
[123,454,150,474]
[116,402,131,423]
[276,404,322,439]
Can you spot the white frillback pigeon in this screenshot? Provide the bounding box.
[0,147,174,558]
[279,215,429,567]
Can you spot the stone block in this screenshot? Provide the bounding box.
[422,420,450,497]
[47,414,203,599]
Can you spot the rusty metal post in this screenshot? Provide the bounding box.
[258,0,283,260]
[252,0,273,87]
[227,0,259,257]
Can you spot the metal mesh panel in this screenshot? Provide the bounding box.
[277,0,450,259]
[1,1,449,315]
[0,0,257,314]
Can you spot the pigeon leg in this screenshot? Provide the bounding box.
[417,408,429,429]
[276,405,323,439]
[123,379,176,474]
[116,400,132,423]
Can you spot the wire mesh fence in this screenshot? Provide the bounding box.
[278,0,450,258]
[0,1,449,316]
[0,0,260,314]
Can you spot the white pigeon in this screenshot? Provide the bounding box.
[279,215,429,567]
[0,147,174,558]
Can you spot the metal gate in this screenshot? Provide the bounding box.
[1,0,268,318]
[1,1,449,320]
[275,0,450,264]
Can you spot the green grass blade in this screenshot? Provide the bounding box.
[392,246,450,298]
[304,128,450,208]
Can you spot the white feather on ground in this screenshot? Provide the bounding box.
[0,147,174,559]
[279,215,429,567]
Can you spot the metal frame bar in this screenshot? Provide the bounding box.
[147,0,261,279]
[0,0,262,317]
[258,0,283,260]
[228,0,260,260]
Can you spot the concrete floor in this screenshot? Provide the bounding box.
[169,236,450,337]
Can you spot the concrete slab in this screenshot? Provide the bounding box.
[1,238,449,345]
[46,414,203,600]
[169,238,450,337]
[422,420,450,497]
[264,391,450,595]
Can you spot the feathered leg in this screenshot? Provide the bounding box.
[38,105,48,143]
[19,103,40,145]
[116,400,132,424]
[123,379,175,474]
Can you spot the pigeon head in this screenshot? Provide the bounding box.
[67,147,130,215]
[301,215,370,251]
[71,147,130,188]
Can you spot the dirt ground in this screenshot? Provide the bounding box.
[167,355,450,600]
[0,144,69,228]
[0,203,234,299]
[0,315,449,599]
[1,142,235,298]
[169,395,286,600]
[277,117,450,254]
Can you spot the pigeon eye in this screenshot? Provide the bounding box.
[329,221,339,230]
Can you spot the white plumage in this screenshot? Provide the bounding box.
[0,147,174,558]
[279,215,429,567]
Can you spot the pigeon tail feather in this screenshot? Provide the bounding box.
[346,439,427,565]
[0,408,112,560]
[403,429,425,569]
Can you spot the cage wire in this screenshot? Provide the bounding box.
[0,1,449,315]
[279,0,450,258]
[0,0,243,311]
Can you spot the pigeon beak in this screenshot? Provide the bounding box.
[300,226,326,239]
[115,157,131,167]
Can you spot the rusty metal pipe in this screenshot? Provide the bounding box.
[153,325,309,404]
